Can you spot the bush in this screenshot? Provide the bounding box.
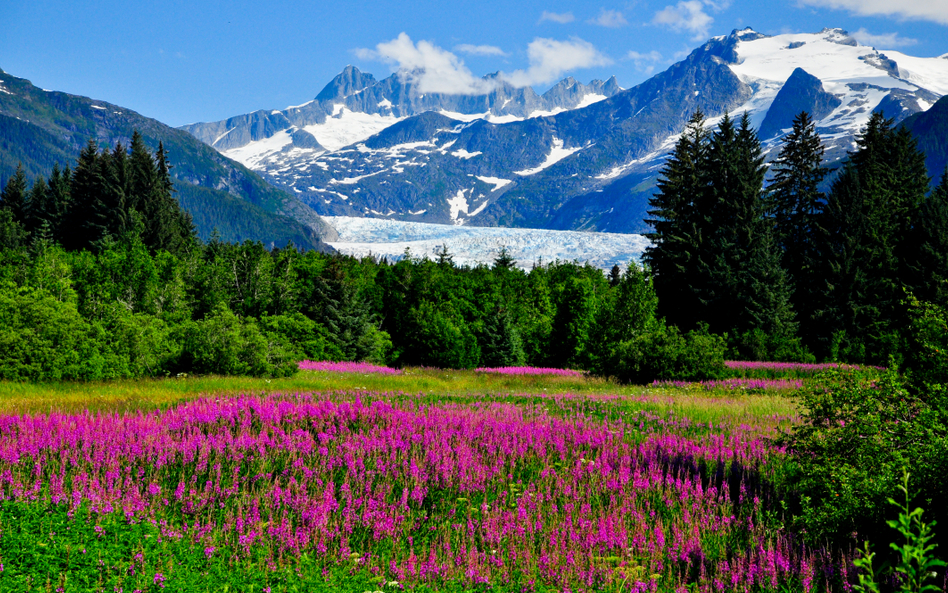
[600,323,727,384]
[402,301,480,369]
[177,305,297,377]
[259,312,344,363]
[0,284,119,381]
[780,368,948,549]
[729,328,815,363]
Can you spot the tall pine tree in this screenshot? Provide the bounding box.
[768,111,830,346]
[644,110,710,330]
[816,112,929,362]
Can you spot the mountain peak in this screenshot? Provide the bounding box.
[818,27,858,46]
[314,66,378,102]
[731,27,766,42]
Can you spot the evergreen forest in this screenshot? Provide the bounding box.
[0,112,946,382]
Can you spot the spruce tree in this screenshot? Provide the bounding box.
[68,139,107,250]
[816,112,929,362]
[46,164,71,241]
[25,175,49,237]
[644,110,710,329]
[479,306,526,367]
[0,163,28,224]
[906,169,948,305]
[768,111,829,345]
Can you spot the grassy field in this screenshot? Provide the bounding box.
[0,368,815,592]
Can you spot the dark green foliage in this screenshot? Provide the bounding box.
[729,328,814,363]
[815,113,929,363]
[0,284,120,381]
[599,323,727,384]
[478,306,526,367]
[905,172,948,305]
[645,110,709,330]
[405,300,481,369]
[781,368,948,550]
[646,111,796,343]
[782,297,948,552]
[0,163,28,224]
[769,111,830,346]
[177,304,297,377]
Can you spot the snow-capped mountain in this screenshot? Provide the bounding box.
[182,28,948,234]
[180,67,622,169]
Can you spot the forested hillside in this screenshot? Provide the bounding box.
[1,110,946,382]
[0,68,334,251]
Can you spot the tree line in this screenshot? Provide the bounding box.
[646,109,948,366]
[0,112,945,382]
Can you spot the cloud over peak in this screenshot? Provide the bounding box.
[796,0,948,26]
[502,37,613,87]
[357,34,610,95]
[653,0,714,40]
[356,33,495,95]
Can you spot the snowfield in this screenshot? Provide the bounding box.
[324,216,650,270]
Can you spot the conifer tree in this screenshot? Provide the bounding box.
[46,164,71,241]
[906,169,948,305]
[479,306,525,367]
[24,175,49,237]
[816,112,929,361]
[67,139,107,250]
[0,163,28,224]
[769,111,829,345]
[644,110,710,329]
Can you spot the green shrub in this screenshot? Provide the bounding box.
[177,305,297,377]
[780,369,948,548]
[259,312,344,363]
[730,328,815,363]
[0,284,116,381]
[600,323,727,384]
[403,301,480,369]
[101,306,180,377]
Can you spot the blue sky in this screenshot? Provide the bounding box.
[2,0,947,127]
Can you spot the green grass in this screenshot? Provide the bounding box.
[0,369,806,592]
[0,368,800,420]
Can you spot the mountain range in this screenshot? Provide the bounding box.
[182,27,948,234]
[0,68,336,251]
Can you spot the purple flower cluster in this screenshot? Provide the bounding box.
[0,392,843,590]
[725,361,882,374]
[297,360,402,375]
[651,378,805,391]
[474,366,585,377]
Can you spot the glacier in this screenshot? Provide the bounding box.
[324,216,650,271]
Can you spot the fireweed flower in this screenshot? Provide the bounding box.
[474,366,585,377]
[298,361,402,374]
[0,392,841,591]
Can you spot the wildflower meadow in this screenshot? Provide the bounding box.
[0,365,864,593]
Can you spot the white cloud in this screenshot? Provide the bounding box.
[627,50,663,73]
[653,0,714,40]
[796,0,948,26]
[502,37,613,87]
[356,33,497,95]
[539,10,575,24]
[850,28,919,48]
[589,9,629,27]
[455,44,508,57]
